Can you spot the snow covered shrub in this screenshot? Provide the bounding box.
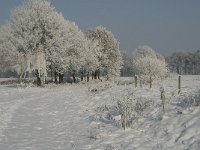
[177,90,200,108]
[117,96,136,130]
[117,95,153,130]
[91,104,120,124]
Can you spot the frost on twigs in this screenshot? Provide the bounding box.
[91,92,155,131]
[117,95,154,130]
[177,90,200,109]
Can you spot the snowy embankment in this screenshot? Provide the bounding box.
[88,75,200,150]
[0,75,200,149]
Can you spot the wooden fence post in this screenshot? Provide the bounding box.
[160,87,165,113]
[135,75,137,88]
[178,75,181,94]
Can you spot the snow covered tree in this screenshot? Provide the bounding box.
[0,24,25,81]
[133,45,157,59]
[0,0,61,83]
[85,26,123,80]
[0,0,94,84]
[78,38,100,82]
[133,46,168,88]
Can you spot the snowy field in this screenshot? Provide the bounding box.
[0,75,200,150]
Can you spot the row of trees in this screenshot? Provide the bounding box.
[166,50,200,75]
[0,0,122,85]
[1,0,195,87]
[120,48,200,79]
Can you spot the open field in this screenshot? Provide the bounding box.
[0,75,200,150]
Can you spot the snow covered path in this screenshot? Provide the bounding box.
[0,86,96,150]
[1,76,200,150]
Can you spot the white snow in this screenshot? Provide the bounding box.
[0,75,200,149]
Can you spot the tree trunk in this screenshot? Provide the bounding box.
[50,65,53,82]
[35,70,41,86]
[97,69,100,80]
[72,73,76,83]
[150,76,152,88]
[94,70,97,79]
[81,72,83,81]
[23,71,27,79]
[18,63,23,84]
[140,79,142,88]
[37,76,41,86]
[87,72,89,82]
[18,74,23,84]
[92,71,94,80]
[54,71,58,84]
[59,73,64,84]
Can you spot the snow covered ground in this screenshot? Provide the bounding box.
[0,75,200,150]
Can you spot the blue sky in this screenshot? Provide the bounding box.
[0,0,200,55]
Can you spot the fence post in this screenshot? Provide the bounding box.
[135,75,137,88]
[178,75,181,94]
[160,87,165,113]
[150,76,152,88]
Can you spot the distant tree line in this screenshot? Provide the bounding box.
[120,49,200,77]
[166,50,200,75]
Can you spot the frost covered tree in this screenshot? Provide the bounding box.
[0,24,25,80]
[133,46,168,88]
[85,26,123,80]
[51,21,93,83]
[78,38,100,82]
[0,0,61,83]
[0,0,94,84]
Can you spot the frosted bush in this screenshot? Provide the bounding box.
[178,90,200,108]
[117,95,153,130]
[91,93,154,130]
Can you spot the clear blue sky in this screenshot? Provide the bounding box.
[0,0,200,55]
